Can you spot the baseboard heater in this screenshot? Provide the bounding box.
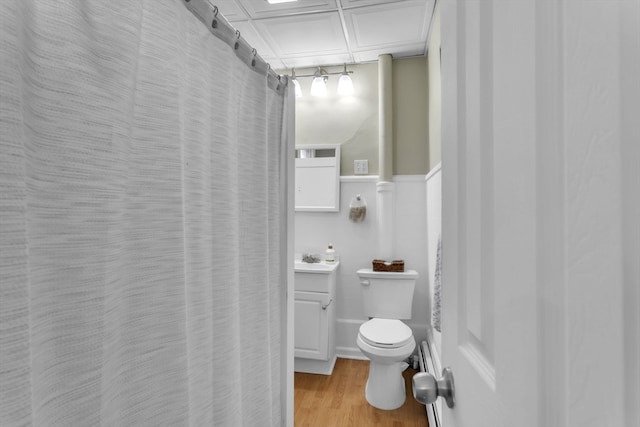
[417,339,441,427]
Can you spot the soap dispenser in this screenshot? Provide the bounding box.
[325,244,336,263]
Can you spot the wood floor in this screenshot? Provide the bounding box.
[294,358,429,427]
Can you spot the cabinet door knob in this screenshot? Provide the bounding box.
[322,299,333,310]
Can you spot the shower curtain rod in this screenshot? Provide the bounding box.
[183,0,288,95]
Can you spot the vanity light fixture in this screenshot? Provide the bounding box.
[310,68,328,97]
[337,63,354,95]
[292,65,355,98]
[291,69,302,98]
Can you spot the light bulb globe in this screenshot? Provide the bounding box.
[337,74,354,95]
[310,77,327,97]
[292,79,302,98]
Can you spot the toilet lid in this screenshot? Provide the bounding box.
[359,318,413,348]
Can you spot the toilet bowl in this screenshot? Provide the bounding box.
[357,318,416,410]
[356,268,418,410]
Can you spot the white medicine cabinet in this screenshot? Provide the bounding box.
[294,144,340,212]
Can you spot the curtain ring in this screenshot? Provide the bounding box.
[234,30,241,50]
[251,48,257,67]
[211,6,219,29]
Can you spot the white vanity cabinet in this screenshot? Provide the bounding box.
[294,261,339,375]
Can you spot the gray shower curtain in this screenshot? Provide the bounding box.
[0,0,290,425]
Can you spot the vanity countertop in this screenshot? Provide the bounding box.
[294,260,340,273]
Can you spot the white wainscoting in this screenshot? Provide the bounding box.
[295,175,431,360]
[425,163,442,358]
[336,319,430,360]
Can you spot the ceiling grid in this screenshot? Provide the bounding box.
[211,0,436,70]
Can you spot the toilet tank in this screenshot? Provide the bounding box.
[357,269,418,319]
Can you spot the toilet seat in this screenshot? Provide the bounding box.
[359,318,413,349]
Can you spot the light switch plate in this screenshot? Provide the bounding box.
[354,159,368,175]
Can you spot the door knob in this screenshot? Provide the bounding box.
[412,367,455,408]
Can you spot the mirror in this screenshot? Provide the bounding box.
[295,144,340,212]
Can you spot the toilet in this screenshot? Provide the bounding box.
[356,268,418,410]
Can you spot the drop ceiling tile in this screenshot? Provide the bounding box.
[210,0,436,69]
[253,12,348,57]
[340,0,406,9]
[352,51,381,63]
[344,0,432,52]
[230,21,277,58]
[280,53,353,69]
[210,0,249,22]
[353,44,426,63]
[261,57,287,70]
[235,0,337,19]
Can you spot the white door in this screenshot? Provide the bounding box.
[440,1,640,426]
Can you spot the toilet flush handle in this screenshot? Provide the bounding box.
[360,279,370,286]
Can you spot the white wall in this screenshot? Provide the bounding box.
[291,57,433,358]
[427,2,441,170]
[295,176,430,357]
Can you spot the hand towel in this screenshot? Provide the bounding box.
[431,234,442,332]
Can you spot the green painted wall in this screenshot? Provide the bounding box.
[288,56,430,176]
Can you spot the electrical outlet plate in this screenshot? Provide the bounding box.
[354,159,368,175]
